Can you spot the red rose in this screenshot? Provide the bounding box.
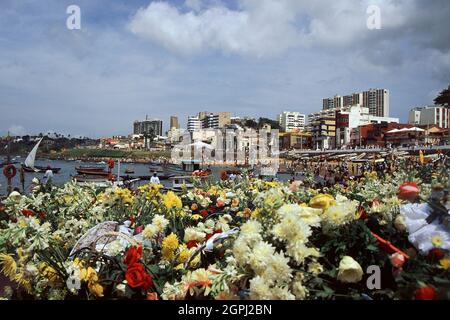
[200,209,208,218]
[427,248,445,262]
[129,216,136,226]
[186,240,198,249]
[209,206,217,214]
[205,233,214,240]
[39,212,46,220]
[398,182,420,201]
[124,246,142,266]
[415,285,436,300]
[21,208,35,217]
[125,263,153,290]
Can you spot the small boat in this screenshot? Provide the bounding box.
[75,166,106,173]
[73,175,113,188]
[75,169,111,177]
[22,138,61,173]
[23,166,61,173]
[124,168,135,174]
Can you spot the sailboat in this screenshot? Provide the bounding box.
[22,138,61,173]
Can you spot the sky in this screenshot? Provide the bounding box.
[0,0,449,138]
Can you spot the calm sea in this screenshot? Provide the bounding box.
[1,157,294,196]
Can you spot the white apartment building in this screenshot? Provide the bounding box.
[278,111,306,132]
[323,89,389,117]
[408,105,449,128]
[333,105,399,148]
[187,115,202,132]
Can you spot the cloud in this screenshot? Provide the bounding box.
[128,0,302,57]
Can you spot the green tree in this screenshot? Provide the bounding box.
[434,85,450,106]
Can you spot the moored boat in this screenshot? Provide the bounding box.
[22,138,61,173]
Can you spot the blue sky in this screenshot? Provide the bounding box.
[0,0,449,137]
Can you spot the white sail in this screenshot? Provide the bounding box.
[24,138,43,168]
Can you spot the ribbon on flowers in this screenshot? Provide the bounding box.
[204,227,240,252]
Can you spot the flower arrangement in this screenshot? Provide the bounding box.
[0,165,449,300]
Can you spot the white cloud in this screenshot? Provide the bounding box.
[128,0,302,57]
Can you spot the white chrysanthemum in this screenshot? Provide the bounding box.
[272,212,312,243]
[248,241,275,274]
[323,200,358,226]
[286,242,320,264]
[142,224,158,239]
[308,261,324,275]
[184,227,206,243]
[298,207,322,227]
[249,276,273,300]
[271,286,296,300]
[232,237,252,266]
[263,251,292,283]
[152,214,169,231]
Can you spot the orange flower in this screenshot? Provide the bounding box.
[191,203,198,211]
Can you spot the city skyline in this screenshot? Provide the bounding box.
[1,0,449,137]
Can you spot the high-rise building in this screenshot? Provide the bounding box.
[170,116,179,129]
[408,105,450,128]
[133,117,163,136]
[187,111,231,132]
[187,115,202,132]
[323,89,389,117]
[362,88,389,117]
[278,111,306,132]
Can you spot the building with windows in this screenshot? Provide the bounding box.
[335,106,399,148]
[187,111,231,132]
[133,118,163,136]
[311,116,336,150]
[170,116,179,129]
[408,105,449,128]
[323,88,389,117]
[278,111,306,132]
[187,115,202,132]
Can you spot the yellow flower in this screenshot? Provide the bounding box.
[163,191,182,209]
[42,265,59,282]
[309,194,335,210]
[431,235,443,248]
[177,244,191,264]
[88,282,104,298]
[162,233,179,261]
[439,258,450,270]
[18,219,28,228]
[251,208,261,219]
[80,267,98,283]
[0,254,17,278]
[79,266,103,297]
[191,214,202,221]
[231,198,240,208]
